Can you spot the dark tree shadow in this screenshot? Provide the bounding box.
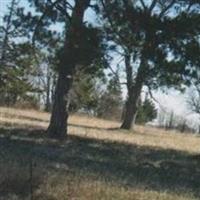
[0,126,46,139]
[0,126,200,198]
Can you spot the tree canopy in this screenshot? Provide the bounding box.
[98,0,200,129]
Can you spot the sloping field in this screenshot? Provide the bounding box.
[0,107,200,200]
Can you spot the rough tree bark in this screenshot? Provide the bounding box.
[47,0,90,139]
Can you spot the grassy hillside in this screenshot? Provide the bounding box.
[0,107,200,200]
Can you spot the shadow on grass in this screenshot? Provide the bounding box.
[0,126,46,139]
[0,126,200,198]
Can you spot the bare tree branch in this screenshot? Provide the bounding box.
[147,85,166,112]
[100,0,127,49]
[188,85,200,114]
[107,65,127,85]
[55,2,71,21]
[149,0,158,13]
[139,0,147,10]
[159,0,176,18]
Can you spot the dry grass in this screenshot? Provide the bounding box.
[1,107,200,154]
[0,107,200,200]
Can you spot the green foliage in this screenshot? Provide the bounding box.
[136,96,157,124]
[100,0,200,90]
[73,25,108,68]
[0,42,41,106]
[16,0,108,71]
[96,74,123,120]
[69,69,104,113]
[69,70,123,120]
[0,0,44,106]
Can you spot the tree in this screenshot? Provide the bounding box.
[99,0,200,129]
[5,0,108,138]
[136,95,157,124]
[0,0,21,105]
[0,0,17,67]
[46,0,92,138]
[0,0,45,107]
[69,66,105,114]
[35,52,58,112]
[187,85,200,115]
[187,75,200,133]
[96,73,123,120]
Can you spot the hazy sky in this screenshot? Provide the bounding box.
[0,0,199,129]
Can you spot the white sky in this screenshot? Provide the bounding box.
[0,0,199,129]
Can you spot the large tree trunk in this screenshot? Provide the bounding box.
[121,57,147,130]
[47,0,90,139]
[47,73,72,138]
[121,94,138,129]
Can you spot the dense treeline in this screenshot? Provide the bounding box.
[0,0,199,138]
